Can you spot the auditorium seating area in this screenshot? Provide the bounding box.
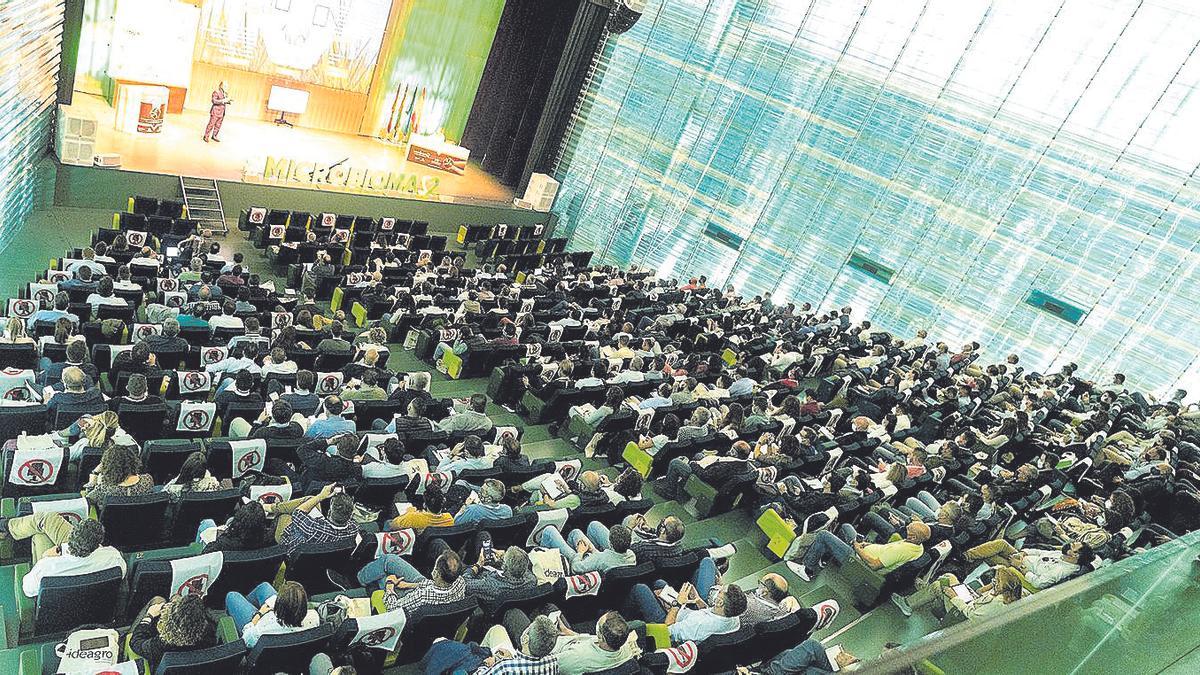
[0,192,1193,675]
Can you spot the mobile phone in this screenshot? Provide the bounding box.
[333,485,344,494]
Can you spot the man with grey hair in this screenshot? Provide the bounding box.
[388,371,433,411]
[464,546,537,605]
[45,366,104,418]
[456,479,514,525]
[143,317,189,354]
[493,609,637,675]
[475,614,559,674]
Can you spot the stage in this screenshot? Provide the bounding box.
[66,93,515,207]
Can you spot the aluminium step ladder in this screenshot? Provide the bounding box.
[180,176,228,235]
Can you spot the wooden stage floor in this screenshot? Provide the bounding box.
[67,93,514,206]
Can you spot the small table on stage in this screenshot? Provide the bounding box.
[406,134,469,175]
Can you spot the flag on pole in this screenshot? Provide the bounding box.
[411,86,426,137]
[385,80,404,138]
[391,82,411,143]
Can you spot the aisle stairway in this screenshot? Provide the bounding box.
[180,176,227,235]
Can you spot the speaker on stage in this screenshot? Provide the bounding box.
[522,173,560,213]
[56,104,97,166]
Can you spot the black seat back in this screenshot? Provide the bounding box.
[142,439,204,483]
[34,566,123,637]
[172,489,242,544]
[478,512,533,549]
[118,402,169,443]
[394,597,478,664]
[0,344,37,369]
[352,399,404,431]
[287,538,358,595]
[206,546,287,610]
[155,640,248,675]
[655,549,705,588]
[243,623,333,675]
[100,492,172,549]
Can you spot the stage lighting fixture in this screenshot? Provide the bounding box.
[606,0,645,34]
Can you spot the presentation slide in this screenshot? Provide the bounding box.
[196,0,392,93]
[108,0,200,88]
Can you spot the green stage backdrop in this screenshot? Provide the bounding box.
[370,0,505,143]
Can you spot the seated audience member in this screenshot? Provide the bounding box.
[760,639,859,674]
[790,521,931,581]
[482,609,638,675]
[627,557,747,643]
[0,515,126,597]
[297,433,364,488]
[388,371,433,409]
[85,277,127,313]
[214,370,263,422]
[208,301,244,329]
[587,514,686,564]
[493,435,531,473]
[356,548,466,613]
[387,487,455,532]
[539,523,637,574]
[107,372,165,411]
[439,393,494,434]
[306,395,357,438]
[384,397,436,434]
[27,291,78,331]
[341,369,387,401]
[317,321,353,355]
[463,546,538,605]
[199,501,273,553]
[129,593,219,672]
[566,386,624,430]
[224,580,318,648]
[82,443,155,508]
[40,336,94,387]
[426,614,558,675]
[45,365,104,417]
[964,539,1094,590]
[658,439,758,500]
[163,451,222,493]
[236,398,304,439]
[142,318,189,354]
[271,484,359,556]
[281,370,321,415]
[892,565,1026,619]
[435,434,493,474]
[456,479,514,524]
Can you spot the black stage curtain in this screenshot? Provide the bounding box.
[462,0,608,192]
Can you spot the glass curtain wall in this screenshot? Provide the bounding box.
[552,0,1200,396]
[0,0,65,245]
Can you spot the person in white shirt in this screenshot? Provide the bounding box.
[261,347,298,376]
[113,266,141,292]
[225,580,319,648]
[208,301,245,330]
[67,248,107,278]
[206,345,261,377]
[85,278,128,313]
[3,514,127,597]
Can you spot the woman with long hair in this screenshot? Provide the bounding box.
[164,451,222,494]
[224,580,317,648]
[83,441,153,508]
[130,593,218,671]
[200,500,273,553]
